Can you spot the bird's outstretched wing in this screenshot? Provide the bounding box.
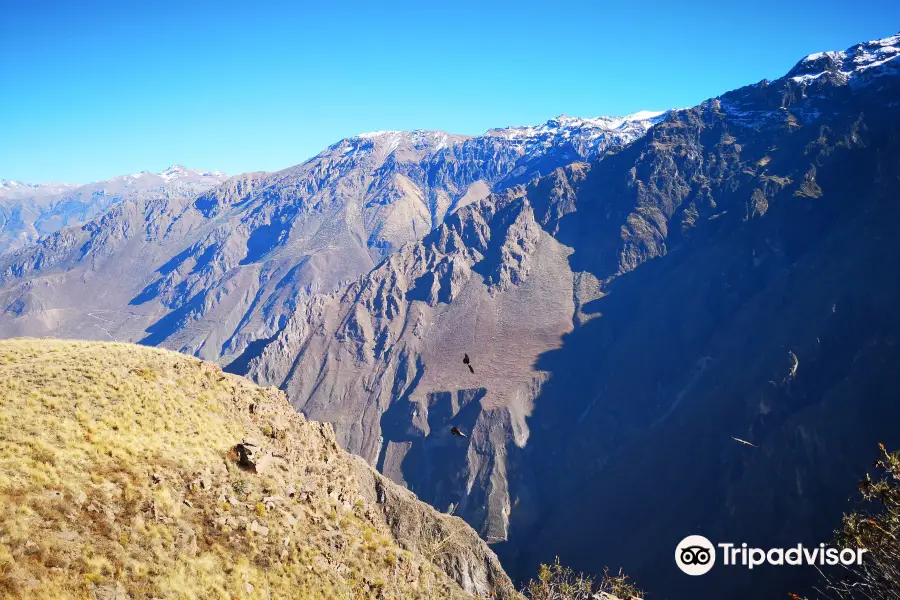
[731,436,758,448]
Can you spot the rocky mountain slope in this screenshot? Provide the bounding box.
[0,338,517,599]
[0,113,663,364]
[4,32,899,600]
[0,166,229,254]
[229,33,900,599]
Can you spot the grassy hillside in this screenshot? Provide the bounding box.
[0,339,512,599]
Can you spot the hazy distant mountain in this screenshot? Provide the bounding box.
[0,166,229,254]
[0,113,663,364]
[230,33,900,599]
[0,180,80,199]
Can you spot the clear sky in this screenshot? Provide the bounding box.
[2,0,898,183]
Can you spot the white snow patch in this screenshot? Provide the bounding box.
[792,34,900,85]
[623,110,667,121]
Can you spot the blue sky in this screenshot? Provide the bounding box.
[2,0,898,183]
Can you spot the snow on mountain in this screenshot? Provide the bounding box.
[160,164,228,182]
[717,33,900,130]
[788,33,900,84]
[485,111,668,141]
[100,165,230,188]
[0,179,79,200]
[480,111,670,162]
[334,130,466,161]
[341,111,669,163]
[0,166,230,254]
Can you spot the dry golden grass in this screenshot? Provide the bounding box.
[0,338,471,599]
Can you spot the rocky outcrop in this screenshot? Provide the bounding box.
[352,456,517,597]
[0,338,518,599]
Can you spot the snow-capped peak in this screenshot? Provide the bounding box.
[328,130,465,160]
[788,33,900,84]
[356,130,401,139]
[485,110,669,143]
[352,130,455,144]
[623,110,667,121]
[159,165,227,181]
[322,113,670,168]
[1,179,76,189]
[161,165,189,180]
[3,166,230,195]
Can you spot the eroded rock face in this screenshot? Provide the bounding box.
[238,183,578,543]
[0,118,658,366]
[235,34,900,600]
[351,456,518,598]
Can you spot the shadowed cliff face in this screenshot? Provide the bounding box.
[498,39,900,599]
[236,34,900,599]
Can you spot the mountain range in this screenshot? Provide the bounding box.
[0,112,664,362]
[2,32,900,599]
[0,166,229,254]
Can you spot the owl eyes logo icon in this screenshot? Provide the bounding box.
[680,545,712,566]
[675,535,716,575]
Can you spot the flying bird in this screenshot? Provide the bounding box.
[731,436,758,448]
[463,354,474,374]
[787,351,799,380]
[450,426,467,438]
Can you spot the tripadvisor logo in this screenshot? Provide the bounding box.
[675,535,867,576]
[676,535,716,575]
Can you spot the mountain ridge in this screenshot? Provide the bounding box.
[225,31,900,600]
[0,166,231,254]
[0,111,663,367]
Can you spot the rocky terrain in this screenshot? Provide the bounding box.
[0,166,229,254]
[0,113,662,365]
[0,338,517,599]
[228,33,900,599]
[236,181,577,544]
[2,31,899,600]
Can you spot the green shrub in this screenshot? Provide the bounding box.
[523,558,642,600]
[803,444,900,600]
